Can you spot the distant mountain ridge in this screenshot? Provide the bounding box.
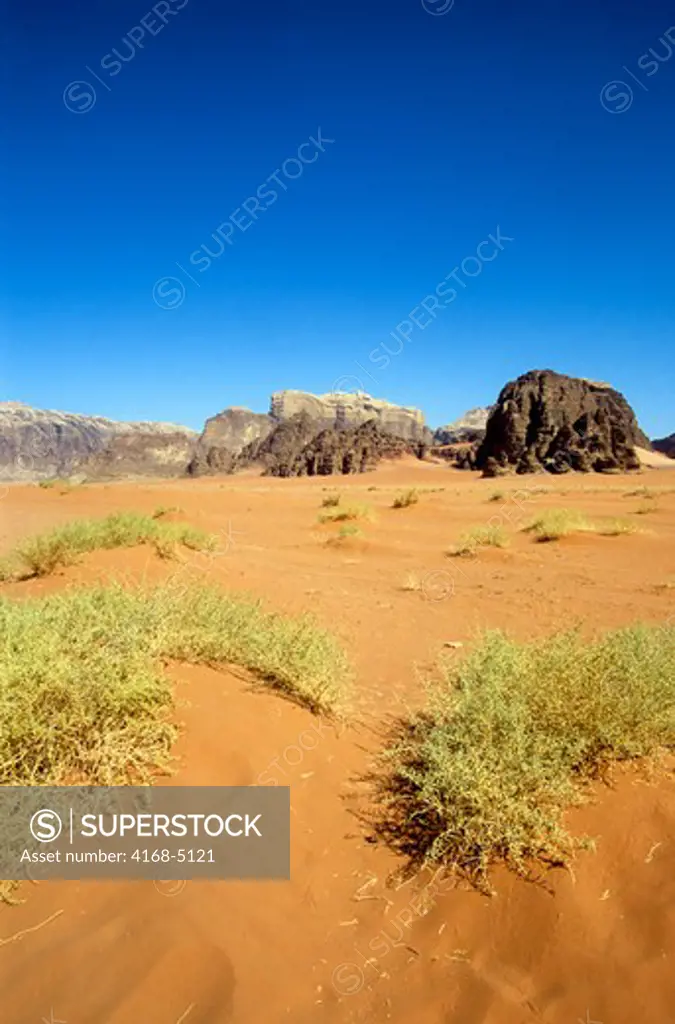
[0,381,662,481]
[0,402,197,480]
[188,390,428,476]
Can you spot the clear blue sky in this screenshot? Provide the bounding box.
[4,0,674,436]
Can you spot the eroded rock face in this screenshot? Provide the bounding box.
[271,390,426,441]
[433,406,492,445]
[259,418,414,477]
[189,391,428,476]
[475,370,648,475]
[239,413,320,477]
[80,432,196,479]
[0,402,197,480]
[200,415,415,478]
[187,408,274,476]
[653,434,675,458]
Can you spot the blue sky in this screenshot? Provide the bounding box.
[4,0,674,435]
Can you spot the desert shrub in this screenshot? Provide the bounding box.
[337,523,362,539]
[525,508,591,541]
[0,581,349,789]
[373,624,675,889]
[319,503,374,524]
[392,489,419,509]
[599,518,638,536]
[152,505,184,518]
[321,493,341,508]
[3,512,216,579]
[525,509,638,542]
[326,524,364,546]
[447,524,509,557]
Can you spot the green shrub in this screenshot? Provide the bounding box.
[3,512,216,579]
[0,582,349,788]
[319,503,374,524]
[525,509,636,542]
[447,524,509,557]
[337,523,362,539]
[525,509,591,541]
[327,523,364,545]
[373,624,675,889]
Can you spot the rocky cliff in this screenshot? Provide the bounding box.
[433,406,492,445]
[80,432,196,479]
[191,413,418,478]
[189,390,428,476]
[271,390,427,440]
[187,408,274,476]
[252,417,415,477]
[475,370,649,475]
[653,434,675,458]
[0,402,197,481]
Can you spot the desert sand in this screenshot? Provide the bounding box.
[1,459,674,1023]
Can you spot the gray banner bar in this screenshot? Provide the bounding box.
[0,786,289,880]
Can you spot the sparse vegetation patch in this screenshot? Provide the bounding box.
[319,503,374,524]
[1,512,217,579]
[525,509,638,542]
[447,524,509,557]
[0,580,349,786]
[372,623,675,889]
[321,492,342,508]
[392,489,419,509]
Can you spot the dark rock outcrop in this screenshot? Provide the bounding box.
[0,402,197,481]
[476,370,649,476]
[272,419,413,477]
[239,413,321,476]
[653,434,675,458]
[189,391,428,477]
[187,408,274,476]
[211,415,415,478]
[434,441,480,470]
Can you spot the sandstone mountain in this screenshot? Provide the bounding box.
[189,390,427,476]
[653,434,675,459]
[475,370,649,475]
[79,431,197,479]
[186,408,275,476]
[191,413,418,478]
[433,406,493,445]
[271,390,426,440]
[0,402,197,481]
[250,416,415,477]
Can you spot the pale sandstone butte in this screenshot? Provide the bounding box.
[270,390,426,440]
